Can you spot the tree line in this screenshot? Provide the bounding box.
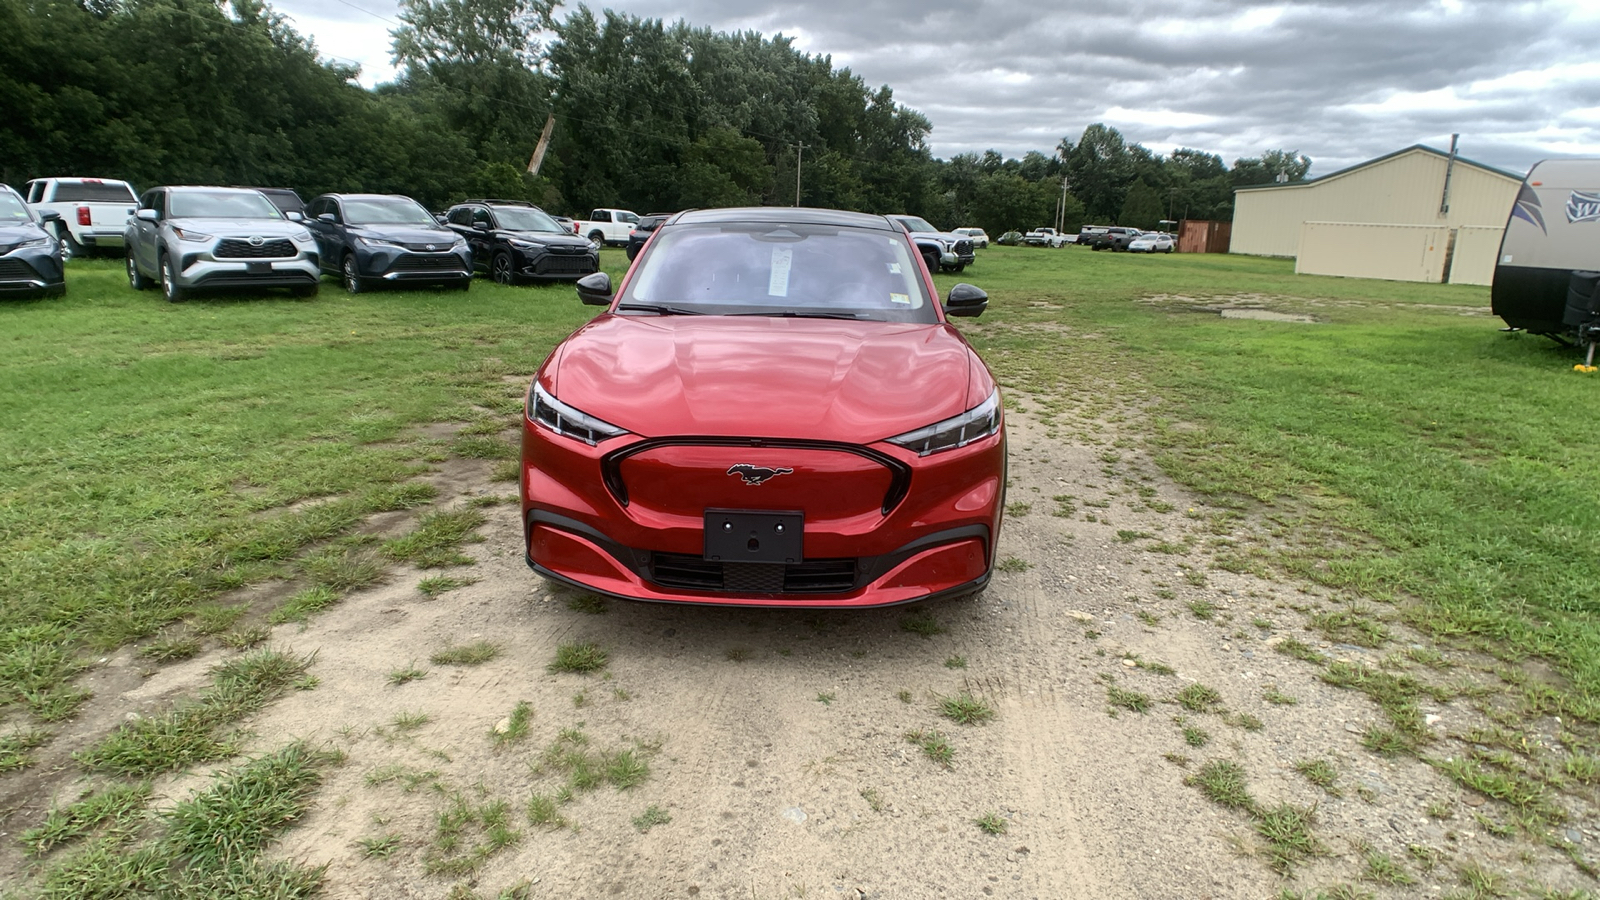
[0,0,1312,237]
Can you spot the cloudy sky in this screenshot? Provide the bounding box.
[272,0,1600,178]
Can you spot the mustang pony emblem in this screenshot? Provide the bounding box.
[727,464,794,486]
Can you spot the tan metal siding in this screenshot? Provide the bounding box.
[1446,226,1505,285]
[1231,148,1521,268]
[1295,222,1450,282]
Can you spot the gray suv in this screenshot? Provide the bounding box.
[125,186,320,302]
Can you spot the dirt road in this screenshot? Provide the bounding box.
[6,399,1590,899]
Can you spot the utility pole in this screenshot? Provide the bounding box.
[1057,177,1069,232]
[795,143,806,207]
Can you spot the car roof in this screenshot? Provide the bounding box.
[671,207,898,232]
[164,186,271,194]
[319,193,418,201]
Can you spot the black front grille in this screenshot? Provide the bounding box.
[649,553,856,594]
[216,239,295,259]
[403,241,453,252]
[534,255,597,275]
[545,244,589,256]
[0,259,37,279]
[391,254,462,271]
[953,239,973,255]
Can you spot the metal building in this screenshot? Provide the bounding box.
[1230,144,1522,285]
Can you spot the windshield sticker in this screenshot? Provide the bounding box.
[889,293,910,305]
[1568,191,1600,224]
[887,263,902,274]
[768,247,792,297]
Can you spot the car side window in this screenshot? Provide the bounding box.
[305,198,324,219]
[327,200,344,225]
[471,208,492,229]
[594,210,610,223]
[447,207,469,226]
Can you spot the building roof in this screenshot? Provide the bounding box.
[1234,144,1523,194]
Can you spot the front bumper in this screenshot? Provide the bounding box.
[177,245,320,289]
[355,245,472,283]
[0,252,66,297]
[520,423,1005,608]
[513,245,599,281]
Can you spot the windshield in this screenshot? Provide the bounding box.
[53,181,136,203]
[0,192,33,223]
[495,207,564,233]
[344,197,436,226]
[895,216,939,234]
[620,222,937,323]
[169,191,284,219]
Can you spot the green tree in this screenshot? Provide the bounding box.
[1231,150,1313,186]
[1060,123,1136,223]
[1119,178,1164,231]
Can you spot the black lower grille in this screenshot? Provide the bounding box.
[534,255,596,275]
[216,239,295,259]
[649,553,856,594]
[391,254,462,271]
[0,259,36,278]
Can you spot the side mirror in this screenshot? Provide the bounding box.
[944,283,988,318]
[317,212,336,223]
[135,208,159,222]
[435,214,448,225]
[473,221,490,232]
[285,210,304,222]
[37,209,61,223]
[576,272,613,306]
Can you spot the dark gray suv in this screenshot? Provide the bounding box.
[125,186,320,302]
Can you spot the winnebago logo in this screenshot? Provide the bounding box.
[1568,191,1600,224]
[727,464,793,486]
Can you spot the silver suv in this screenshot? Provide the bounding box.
[125,186,320,302]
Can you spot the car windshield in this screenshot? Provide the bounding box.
[621,222,937,323]
[344,197,436,226]
[0,192,33,223]
[894,216,939,234]
[495,207,564,233]
[169,191,284,219]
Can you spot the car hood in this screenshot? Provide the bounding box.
[547,315,978,442]
[0,222,48,245]
[167,217,307,235]
[501,230,592,249]
[348,224,458,244]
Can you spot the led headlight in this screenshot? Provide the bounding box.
[172,227,213,242]
[291,229,315,243]
[13,237,50,251]
[357,236,401,249]
[528,382,629,446]
[509,239,545,251]
[886,388,1000,456]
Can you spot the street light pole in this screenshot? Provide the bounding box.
[795,143,805,207]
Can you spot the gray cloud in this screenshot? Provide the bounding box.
[271,0,1600,176]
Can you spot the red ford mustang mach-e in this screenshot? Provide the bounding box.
[520,207,1005,607]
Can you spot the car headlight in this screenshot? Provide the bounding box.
[886,388,1000,456]
[451,237,469,251]
[508,239,544,251]
[356,236,400,249]
[528,382,629,446]
[13,237,51,251]
[291,229,314,243]
[172,227,212,242]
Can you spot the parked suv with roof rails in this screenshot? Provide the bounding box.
[443,200,598,284]
[125,186,320,302]
[25,177,138,258]
[0,183,66,298]
[306,193,471,292]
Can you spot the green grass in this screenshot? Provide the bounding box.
[632,804,671,833]
[900,609,945,637]
[1186,759,1254,810]
[1294,758,1343,796]
[75,649,311,776]
[20,781,152,855]
[431,641,502,667]
[491,701,532,746]
[1106,684,1152,714]
[906,728,955,767]
[1175,683,1223,713]
[547,641,608,674]
[384,508,487,568]
[973,812,1007,835]
[418,575,477,597]
[939,692,996,725]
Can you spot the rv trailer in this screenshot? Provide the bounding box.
[1491,158,1600,365]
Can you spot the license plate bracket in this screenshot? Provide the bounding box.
[245,261,272,274]
[704,509,803,563]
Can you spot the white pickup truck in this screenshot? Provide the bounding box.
[571,208,640,248]
[24,177,138,258]
[1022,227,1069,248]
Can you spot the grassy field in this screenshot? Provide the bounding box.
[3,242,1598,737]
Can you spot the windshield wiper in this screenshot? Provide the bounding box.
[615,302,705,316]
[729,309,871,320]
